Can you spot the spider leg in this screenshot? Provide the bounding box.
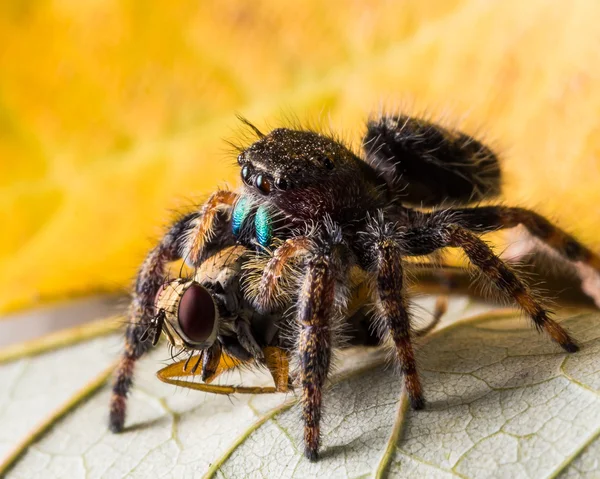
[415,295,447,338]
[252,236,312,312]
[401,220,578,352]
[424,268,454,334]
[428,206,600,306]
[362,217,424,409]
[185,190,239,265]
[297,250,337,461]
[109,190,238,433]
[109,213,195,432]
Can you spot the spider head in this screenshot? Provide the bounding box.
[237,128,386,221]
[238,128,348,194]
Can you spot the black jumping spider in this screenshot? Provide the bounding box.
[110,113,600,461]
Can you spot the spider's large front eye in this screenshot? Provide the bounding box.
[255,173,271,195]
[241,164,253,184]
[178,283,216,344]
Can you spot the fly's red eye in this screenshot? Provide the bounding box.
[178,283,216,344]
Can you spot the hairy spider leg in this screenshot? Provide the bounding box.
[253,236,313,312]
[109,190,238,433]
[430,206,600,307]
[297,252,337,461]
[109,214,194,433]
[246,226,453,458]
[186,190,239,265]
[402,221,579,352]
[370,227,424,410]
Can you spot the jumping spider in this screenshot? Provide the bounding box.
[110,113,600,461]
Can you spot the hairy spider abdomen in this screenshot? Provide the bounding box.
[363,114,501,206]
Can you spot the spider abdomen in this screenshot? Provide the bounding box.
[363,115,501,207]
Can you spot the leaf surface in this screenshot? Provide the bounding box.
[2,297,599,478]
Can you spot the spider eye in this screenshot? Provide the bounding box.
[237,153,245,165]
[241,164,253,184]
[322,157,334,170]
[255,174,271,195]
[177,283,216,344]
[274,177,289,190]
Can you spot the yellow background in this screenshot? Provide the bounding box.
[1,0,599,313]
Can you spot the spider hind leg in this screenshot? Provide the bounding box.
[428,206,600,308]
[399,216,579,353]
[446,226,579,352]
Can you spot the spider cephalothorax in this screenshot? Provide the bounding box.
[110,113,600,462]
[238,127,388,225]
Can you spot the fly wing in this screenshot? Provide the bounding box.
[363,115,501,207]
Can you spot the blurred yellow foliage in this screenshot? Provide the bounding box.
[1,1,600,313]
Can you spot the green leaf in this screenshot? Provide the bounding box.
[1,297,599,478]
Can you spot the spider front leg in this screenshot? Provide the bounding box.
[252,236,312,312]
[109,189,238,433]
[402,220,578,352]
[109,213,194,432]
[185,190,239,265]
[297,251,337,461]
